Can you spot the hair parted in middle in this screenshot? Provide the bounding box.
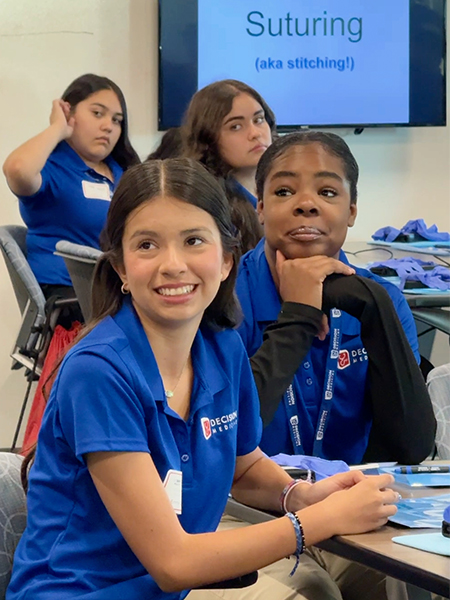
[93,158,241,330]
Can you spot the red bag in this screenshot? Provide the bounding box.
[22,322,82,454]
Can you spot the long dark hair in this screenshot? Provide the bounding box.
[93,158,241,330]
[183,79,277,253]
[62,74,140,170]
[256,131,359,204]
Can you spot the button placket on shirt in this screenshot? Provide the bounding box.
[174,421,194,486]
[303,360,314,389]
[87,169,113,190]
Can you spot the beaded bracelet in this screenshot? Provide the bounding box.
[279,476,312,514]
[285,512,305,576]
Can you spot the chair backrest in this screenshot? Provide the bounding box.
[427,363,450,459]
[55,241,102,322]
[0,225,46,370]
[0,453,26,600]
[0,225,45,318]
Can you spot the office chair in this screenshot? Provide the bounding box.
[0,452,26,600]
[54,241,102,322]
[0,226,79,450]
[412,307,450,377]
[0,225,47,375]
[427,363,450,459]
[411,307,450,337]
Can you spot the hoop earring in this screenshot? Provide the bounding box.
[121,283,130,295]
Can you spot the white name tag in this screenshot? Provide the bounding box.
[163,469,182,515]
[82,180,111,201]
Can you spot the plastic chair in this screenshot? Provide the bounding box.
[54,241,102,322]
[0,452,26,600]
[427,363,450,459]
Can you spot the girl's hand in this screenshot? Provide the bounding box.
[313,474,400,535]
[49,99,75,141]
[287,470,366,511]
[276,250,355,311]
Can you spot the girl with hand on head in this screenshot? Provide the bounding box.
[183,79,275,253]
[3,73,139,303]
[7,159,400,600]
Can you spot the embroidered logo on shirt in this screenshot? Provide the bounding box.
[351,347,368,363]
[338,349,351,370]
[201,417,212,440]
[200,412,238,439]
[337,347,368,370]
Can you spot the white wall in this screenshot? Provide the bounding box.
[0,0,448,446]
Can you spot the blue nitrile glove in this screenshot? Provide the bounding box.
[369,257,450,291]
[372,219,450,243]
[403,219,450,242]
[270,453,349,480]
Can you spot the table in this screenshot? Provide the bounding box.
[225,472,450,598]
[343,241,450,310]
[343,241,450,359]
[343,241,450,265]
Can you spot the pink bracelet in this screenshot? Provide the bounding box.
[279,479,311,513]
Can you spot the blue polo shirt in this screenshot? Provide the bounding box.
[18,141,123,286]
[236,238,420,464]
[7,299,261,600]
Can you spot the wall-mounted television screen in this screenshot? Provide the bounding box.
[159,0,447,130]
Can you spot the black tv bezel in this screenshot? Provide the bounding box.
[158,0,447,131]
